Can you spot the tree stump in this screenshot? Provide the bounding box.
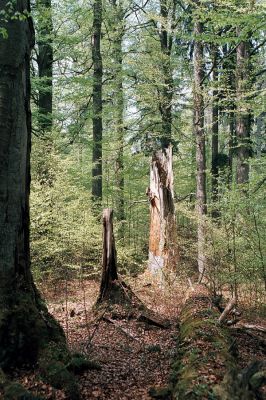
[97,209,119,303]
[96,209,170,328]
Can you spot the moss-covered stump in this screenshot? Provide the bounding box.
[171,286,236,399]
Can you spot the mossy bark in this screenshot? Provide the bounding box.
[0,0,67,372]
[171,287,235,399]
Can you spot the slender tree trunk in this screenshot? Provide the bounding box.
[37,0,53,133]
[0,0,64,369]
[111,1,125,235]
[92,0,103,203]
[236,34,251,184]
[193,5,207,280]
[211,46,219,212]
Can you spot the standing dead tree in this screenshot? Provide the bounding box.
[96,209,169,328]
[97,208,119,303]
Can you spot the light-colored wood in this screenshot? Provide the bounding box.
[218,296,236,324]
[147,145,178,274]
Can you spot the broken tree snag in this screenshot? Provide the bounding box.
[147,145,178,274]
[218,295,236,325]
[97,208,118,303]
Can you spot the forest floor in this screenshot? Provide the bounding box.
[9,274,266,399]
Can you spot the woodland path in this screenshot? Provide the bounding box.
[42,275,184,400]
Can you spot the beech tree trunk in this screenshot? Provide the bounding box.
[37,0,53,133]
[193,4,207,280]
[92,0,103,203]
[97,209,118,302]
[147,146,177,273]
[0,0,64,369]
[211,46,219,211]
[236,35,251,184]
[111,1,125,235]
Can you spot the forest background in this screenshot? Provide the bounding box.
[29,0,265,306]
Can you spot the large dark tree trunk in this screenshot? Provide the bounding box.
[37,0,53,133]
[193,3,207,281]
[92,0,103,203]
[236,35,251,184]
[0,0,64,369]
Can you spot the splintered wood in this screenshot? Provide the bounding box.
[147,145,178,274]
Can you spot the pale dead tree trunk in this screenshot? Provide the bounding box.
[148,0,178,275]
[147,146,177,273]
[97,209,118,302]
[236,34,251,184]
[193,2,207,281]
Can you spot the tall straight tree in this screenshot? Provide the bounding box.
[110,0,126,234]
[148,0,178,274]
[0,0,64,368]
[211,45,219,209]
[236,31,251,184]
[193,1,207,281]
[36,0,53,133]
[92,0,103,203]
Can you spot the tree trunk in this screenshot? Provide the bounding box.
[92,0,103,203]
[158,0,176,148]
[147,146,177,273]
[211,46,219,214]
[97,209,118,302]
[193,5,207,281]
[0,0,65,369]
[37,0,53,133]
[147,1,178,275]
[111,1,125,236]
[236,35,251,185]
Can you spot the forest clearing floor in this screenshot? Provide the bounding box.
[9,274,266,399]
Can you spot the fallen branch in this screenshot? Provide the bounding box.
[234,323,266,334]
[102,316,139,341]
[218,296,236,325]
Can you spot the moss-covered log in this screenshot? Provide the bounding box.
[171,286,235,399]
[171,286,265,399]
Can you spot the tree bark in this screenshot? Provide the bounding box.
[37,0,53,133]
[147,146,177,273]
[0,0,64,369]
[236,34,251,184]
[92,0,103,203]
[193,3,207,281]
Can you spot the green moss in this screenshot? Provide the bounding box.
[3,382,44,400]
[67,354,101,374]
[149,386,172,399]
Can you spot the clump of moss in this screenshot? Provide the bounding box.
[67,353,101,373]
[149,386,172,399]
